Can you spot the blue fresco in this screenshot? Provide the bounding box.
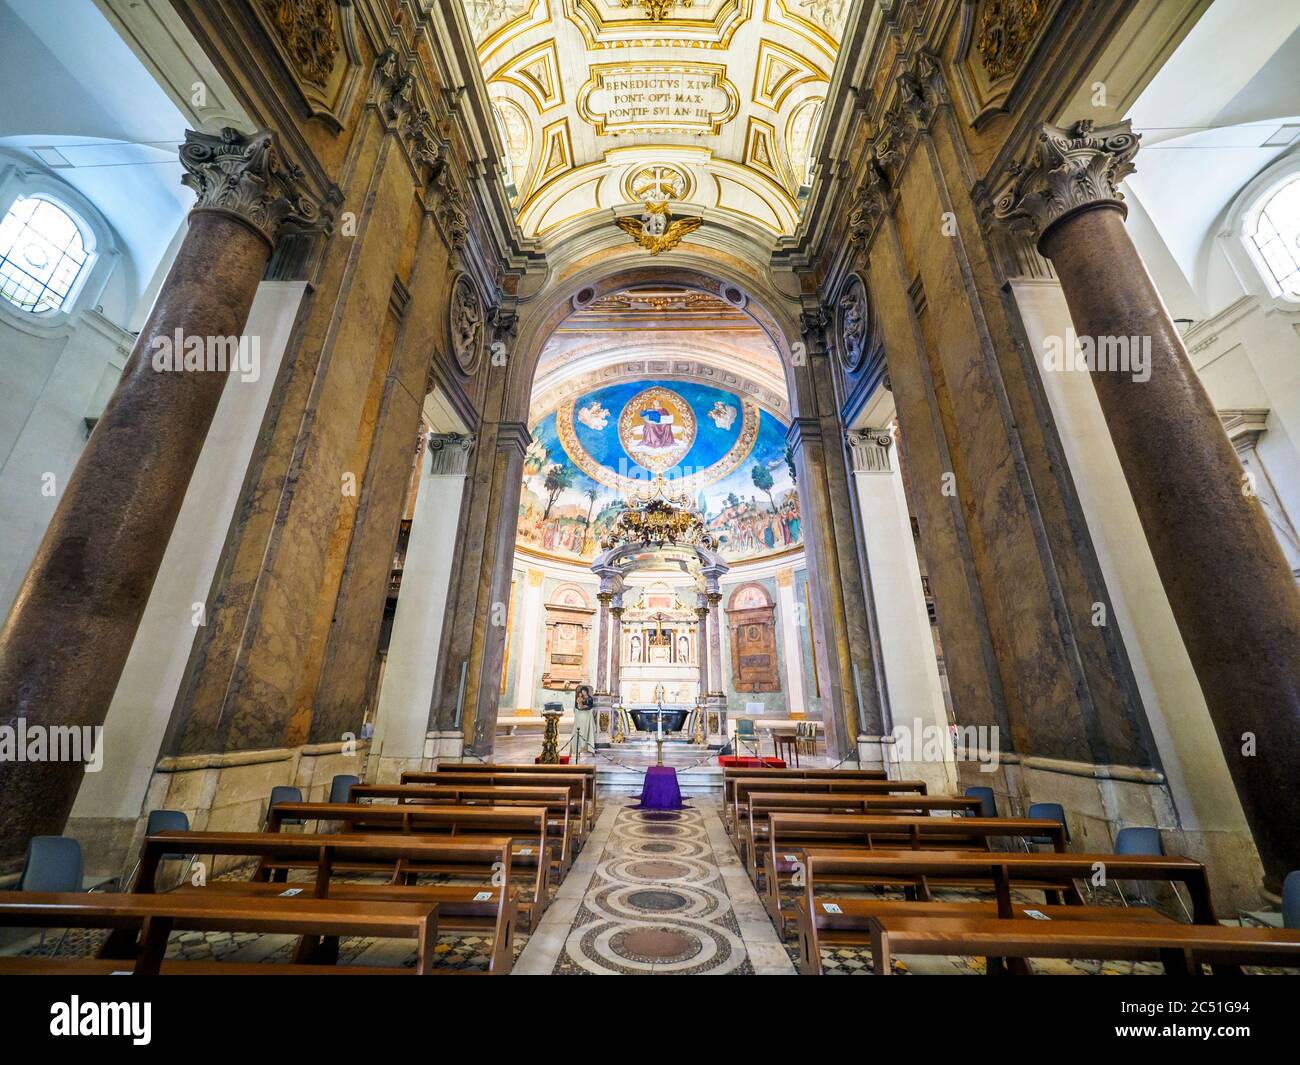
[518,379,803,562]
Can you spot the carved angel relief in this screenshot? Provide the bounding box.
[450,276,484,374]
[615,202,702,255]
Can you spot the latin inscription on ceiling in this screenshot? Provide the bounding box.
[578,64,740,136]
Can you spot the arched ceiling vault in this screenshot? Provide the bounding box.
[461,0,844,250]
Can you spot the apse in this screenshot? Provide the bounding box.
[519,377,803,563]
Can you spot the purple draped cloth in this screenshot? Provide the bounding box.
[637,766,686,810]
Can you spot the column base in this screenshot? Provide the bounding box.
[424,730,465,764]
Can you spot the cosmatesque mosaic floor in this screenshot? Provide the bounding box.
[513,797,796,974]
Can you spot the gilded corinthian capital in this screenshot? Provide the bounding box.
[993,119,1140,245]
[180,127,320,247]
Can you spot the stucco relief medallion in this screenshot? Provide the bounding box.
[450,275,484,375]
[837,276,869,373]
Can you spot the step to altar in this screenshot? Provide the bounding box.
[589,741,724,795]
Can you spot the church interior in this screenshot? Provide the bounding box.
[1,0,1299,989]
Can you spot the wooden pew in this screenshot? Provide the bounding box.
[729,778,933,839]
[792,898,1175,974]
[760,812,1070,929]
[722,768,888,833]
[431,763,598,825]
[792,848,1220,974]
[737,791,936,872]
[865,915,1300,975]
[263,805,552,930]
[0,891,439,974]
[349,783,575,872]
[136,828,520,972]
[402,771,593,837]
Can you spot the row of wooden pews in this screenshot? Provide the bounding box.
[722,766,1300,975]
[0,763,598,976]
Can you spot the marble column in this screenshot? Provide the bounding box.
[707,592,724,696]
[695,598,711,701]
[997,119,1300,889]
[608,603,624,704]
[0,127,317,867]
[594,593,611,695]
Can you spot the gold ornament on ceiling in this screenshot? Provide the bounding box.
[626,165,689,203]
[263,0,340,86]
[615,202,702,255]
[976,0,1046,81]
[619,0,694,22]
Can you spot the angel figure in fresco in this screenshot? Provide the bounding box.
[578,400,610,431]
[708,400,737,430]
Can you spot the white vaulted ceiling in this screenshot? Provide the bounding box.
[460,0,843,243]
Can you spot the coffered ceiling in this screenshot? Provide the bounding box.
[460,0,843,241]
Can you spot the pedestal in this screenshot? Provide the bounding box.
[593,693,614,747]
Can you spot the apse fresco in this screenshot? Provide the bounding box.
[518,379,802,562]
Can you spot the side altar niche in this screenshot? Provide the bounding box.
[587,486,730,749]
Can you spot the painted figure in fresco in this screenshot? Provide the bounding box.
[575,684,593,712]
[638,402,677,449]
[708,400,737,430]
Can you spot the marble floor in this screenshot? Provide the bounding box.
[514,796,795,974]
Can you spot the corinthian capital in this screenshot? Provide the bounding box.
[993,119,1140,244]
[180,127,320,247]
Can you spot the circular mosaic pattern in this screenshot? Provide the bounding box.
[557,804,755,975]
[611,927,698,963]
[625,889,689,912]
[626,860,691,879]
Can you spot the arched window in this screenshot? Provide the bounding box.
[0,195,93,314]
[1247,174,1300,299]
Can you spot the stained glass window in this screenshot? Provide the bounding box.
[1250,176,1300,299]
[0,196,91,314]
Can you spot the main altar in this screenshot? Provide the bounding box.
[587,482,730,749]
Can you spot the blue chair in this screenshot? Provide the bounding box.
[123,809,194,891]
[328,775,359,804]
[964,786,996,819]
[1026,802,1069,847]
[735,718,760,757]
[19,837,84,952]
[145,809,191,858]
[19,836,83,893]
[1113,826,1190,920]
[1281,870,1300,930]
[269,785,304,827]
